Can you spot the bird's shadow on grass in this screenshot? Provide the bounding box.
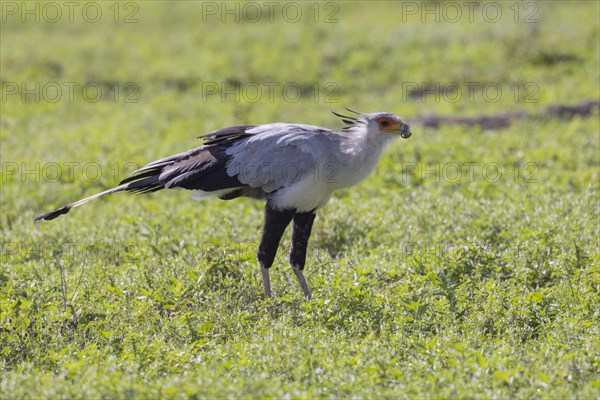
[313,218,370,259]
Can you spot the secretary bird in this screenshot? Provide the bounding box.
[35,109,411,299]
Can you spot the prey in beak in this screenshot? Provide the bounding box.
[398,123,411,138]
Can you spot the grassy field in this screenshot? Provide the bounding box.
[1,1,599,398]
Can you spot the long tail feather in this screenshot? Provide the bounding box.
[34,184,128,221]
[35,127,252,222]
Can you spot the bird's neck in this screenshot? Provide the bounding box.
[341,127,396,157]
[330,129,396,190]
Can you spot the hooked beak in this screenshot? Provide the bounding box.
[398,123,411,139]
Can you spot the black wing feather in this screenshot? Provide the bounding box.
[123,128,256,192]
[199,125,257,145]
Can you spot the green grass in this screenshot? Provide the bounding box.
[1,1,599,398]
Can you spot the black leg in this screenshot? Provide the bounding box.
[257,203,294,298]
[290,211,316,299]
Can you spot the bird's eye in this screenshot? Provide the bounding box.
[381,120,390,127]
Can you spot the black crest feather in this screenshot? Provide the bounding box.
[332,109,366,131]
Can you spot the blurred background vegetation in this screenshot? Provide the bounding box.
[1,1,598,398]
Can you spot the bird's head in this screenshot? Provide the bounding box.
[333,109,411,138]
